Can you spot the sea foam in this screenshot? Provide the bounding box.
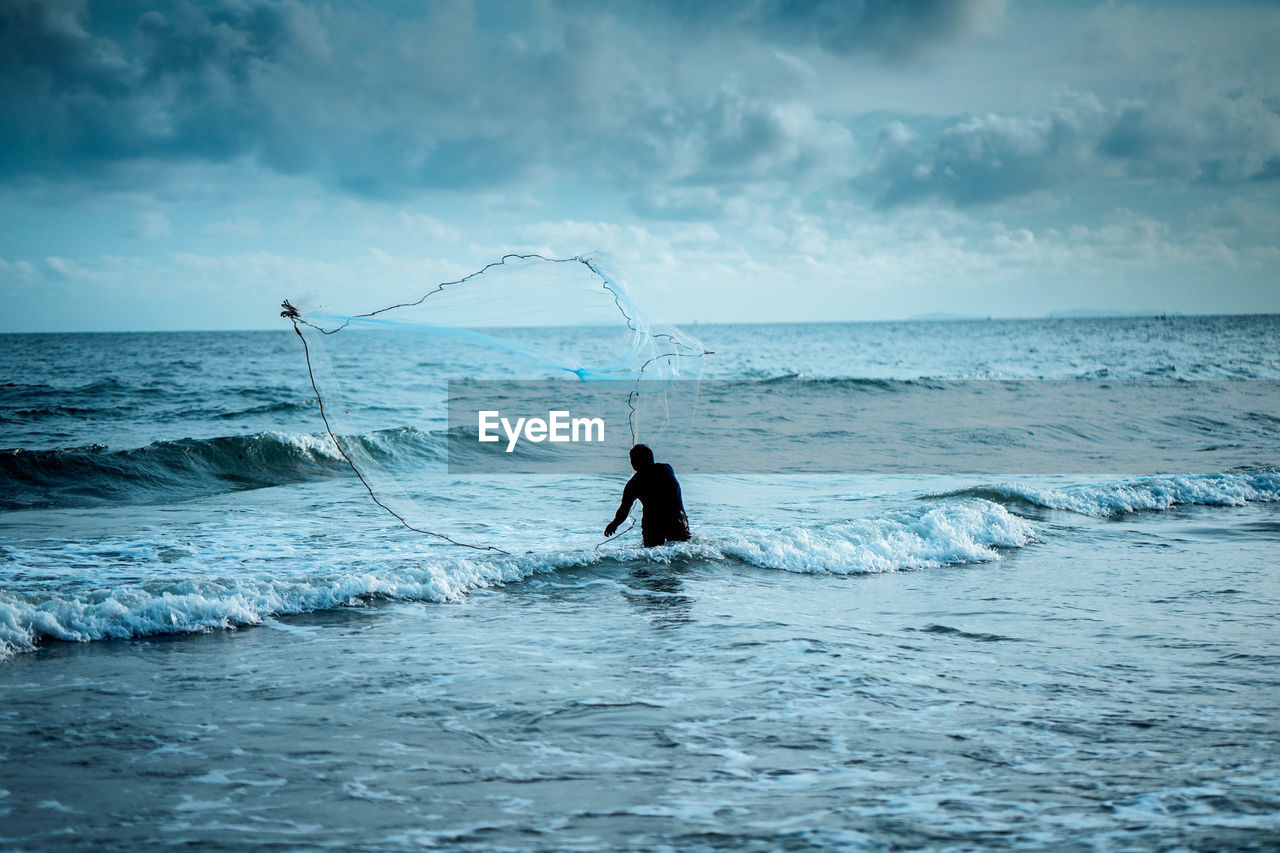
[689,499,1034,574]
[0,498,1036,659]
[966,470,1280,517]
[0,548,591,661]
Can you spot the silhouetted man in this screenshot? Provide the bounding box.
[604,444,692,547]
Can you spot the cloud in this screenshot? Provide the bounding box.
[0,257,40,283]
[6,0,1274,217]
[607,90,857,194]
[778,0,1006,59]
[862,88,1280,208]
[44,255,93,280]
[1188,196,1280,236]
[6,195,1277,333]
[0,0,949,200]
[3,0,1279,333]
[0,0,138,177]
[127,210,171,239]
[204,217,263,238]
[640,0,1007,61]
[0,0,351,183]
[629,187,725,221]
[397,211,461,243]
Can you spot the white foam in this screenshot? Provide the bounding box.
[0,499,1034,660]
[987,470,1280,517]
[269,430,344,460]
[0,548,596,661]
[703,499,1035,574]
[611,499,1035,575]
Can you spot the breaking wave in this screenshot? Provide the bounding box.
[3,469,1275,660]
[935,469,1280,517]
[0,430,442,510]
[0,499,1031,660]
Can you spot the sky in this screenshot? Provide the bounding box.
[2,0,1279,331]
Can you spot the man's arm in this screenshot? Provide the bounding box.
[604,478,637,536]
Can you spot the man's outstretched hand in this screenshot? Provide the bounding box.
[604,522,618,537]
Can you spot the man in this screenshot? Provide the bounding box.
[604,444,692,547]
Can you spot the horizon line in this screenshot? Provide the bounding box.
[3,310,1280,335]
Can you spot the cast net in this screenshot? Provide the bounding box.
[281,253,709,553]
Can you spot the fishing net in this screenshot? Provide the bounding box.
[281,253,709,552]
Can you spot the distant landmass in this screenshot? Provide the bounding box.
[907,309,1183,322]
[1045,308,1183,319]
[907,312,987,321]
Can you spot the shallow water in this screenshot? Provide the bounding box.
[3,501,1279,850]
[2,316,1279,848]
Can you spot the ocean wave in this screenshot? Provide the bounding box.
[0,378,127,397]
[9,473,1268,660]
[7,404,135,418]
[0,499,1033,660]
[214,400,314,419]
[693,499,1034,574]
[0,430,438,510]
[0,545,609,661]
[936,469,1280,517]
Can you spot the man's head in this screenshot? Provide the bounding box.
[629,443,655,471]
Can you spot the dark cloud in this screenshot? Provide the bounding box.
[3,0,1275,214]
[863,92,1280,208]
[1,2,372,186]
[0,0,323,176]
[646,90,854,189]
[0,2,588,192]
[0,0,138,175]
[781,0,1004,59]
[631,0,1005,60]
[0,0,863,197]
[863,107,1105,208]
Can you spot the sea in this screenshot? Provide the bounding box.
[2,315,1279,850]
